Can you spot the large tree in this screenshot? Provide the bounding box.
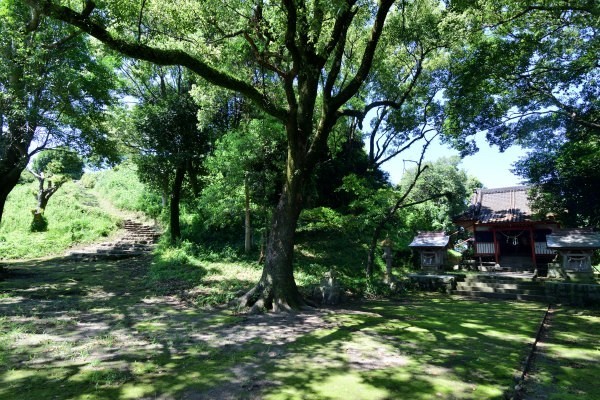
[0,0,116,226]
[441,1,599,227]
[26,0,486,311]
[514,117,600,227]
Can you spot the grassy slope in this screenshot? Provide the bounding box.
[89,163,162,217]
[0,180,118,260]
[0,163,160,261]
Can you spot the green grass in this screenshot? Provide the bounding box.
[88,163,162,217]
[150,240,262,307]
[262,296,546,400]
[523,307,600,399]
[0,180,119,260]
[0,256,558,399]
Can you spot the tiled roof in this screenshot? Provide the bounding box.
[456,186,533,224]
[409,231,450,248]
[546,230,600,249]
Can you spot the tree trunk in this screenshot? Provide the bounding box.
[244,174,252,253]
[0,180,18,227]
[238,126,313,312]
[169,166,185,242]
[36,176,48,211]
[366,224,384,278]
[238,184,309,312]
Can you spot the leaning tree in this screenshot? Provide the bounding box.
[28,148,84,231]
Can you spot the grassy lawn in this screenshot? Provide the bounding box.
[523,306,600,399]
[0,257,558,399]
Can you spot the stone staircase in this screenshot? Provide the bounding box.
[67,219,160,261]
[452,274,547,302]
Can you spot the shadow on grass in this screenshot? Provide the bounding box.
[523,306,600,399]
[0,257,550,399]
[253,297,546,399]
[0,255,255,399]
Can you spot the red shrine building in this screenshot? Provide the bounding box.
[454,186,559,270]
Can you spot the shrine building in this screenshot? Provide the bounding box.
[454,186,559,271]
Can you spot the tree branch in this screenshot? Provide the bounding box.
[332,0,395,109]
[282,0,301,71]
[137,0,147,42]
[26,0,287,121]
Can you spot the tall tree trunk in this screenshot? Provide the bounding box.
[366,224,384,278]
[0,180,17,227]
[169,166,185,242]
[239,123,312,312]
[244,173,252,253]
[239,179,308,312]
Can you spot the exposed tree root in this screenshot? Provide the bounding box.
[237,281,315,314]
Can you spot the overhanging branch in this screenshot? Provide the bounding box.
[26,0,288,121]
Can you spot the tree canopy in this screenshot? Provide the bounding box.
[0,0,118,225]
[443,0,599,155]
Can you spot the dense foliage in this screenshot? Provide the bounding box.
[1,0,597,309]
[515,124,600,227]
[441,1,599,227]
[0,0,118,224]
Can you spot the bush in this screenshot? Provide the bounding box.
[79,173,99,189]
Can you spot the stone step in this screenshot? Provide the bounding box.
[456,281,542,290]
[454,285,545,296]
[460,276,536,284]
[66,218,160,261]
[452,290,548,302]
[104,241,152,246]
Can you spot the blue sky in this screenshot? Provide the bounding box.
[381,132,527,189]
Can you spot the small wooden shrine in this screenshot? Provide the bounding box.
[454,186,559,270]
[546,230,600,281]
[409,231,450,270]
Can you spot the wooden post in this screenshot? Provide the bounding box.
[493,227,500,265]
[529,227,537,266]
[382,237,394,283]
